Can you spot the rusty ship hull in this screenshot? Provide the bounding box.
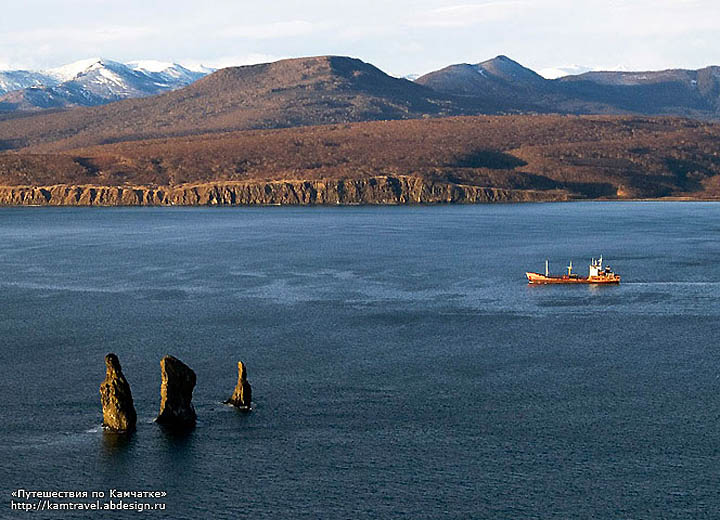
[527,257,620,285]
[525,272,620,284]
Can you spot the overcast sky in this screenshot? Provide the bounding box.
[1,0,718,76]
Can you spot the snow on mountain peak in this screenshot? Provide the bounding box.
[127,60,175,73]
[0,57,213,107]
[44,58,105,81]
[127,61,214,81]
[181,63,216,74]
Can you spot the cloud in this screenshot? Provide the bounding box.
[0,24,155,46]
[408,1,530,28]
[538,65,593,79]
[550,0,720,38]
[219,20,315,40]
[2,1,718,76]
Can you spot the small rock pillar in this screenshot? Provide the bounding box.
[225,361,252,410]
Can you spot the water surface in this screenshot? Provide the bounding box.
[1,203,719,519]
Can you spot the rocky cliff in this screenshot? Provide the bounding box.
[225,361,252,410]
[156,355,197,429]
[99,353,137,433]
[0,176,567,206]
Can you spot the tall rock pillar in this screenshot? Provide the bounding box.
[100,353,137,433]
[156,355,197,428]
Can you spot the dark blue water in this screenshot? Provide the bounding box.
[1,203,719,519]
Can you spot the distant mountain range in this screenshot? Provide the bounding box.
[1,54,719,153]
[0,56,471,151]
[415,55,720,118]
[0,59,213,111]
[1,55,720,205]
[1,55,719,120]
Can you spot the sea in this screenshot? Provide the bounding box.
[1,202,719,519]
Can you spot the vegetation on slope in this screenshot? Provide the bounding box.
[1,115,719,203]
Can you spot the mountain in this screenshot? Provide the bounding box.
[415,56,550,111]
[2,54,720,206]
[0,55,483,151]
[2,54,720,153]
[3,54,720,120]
[417,56,720,118]
[127,60,214,84]
[0,70,58,95]
[0,59,210,111]
[556,67,720,116]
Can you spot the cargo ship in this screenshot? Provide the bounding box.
[526,257,620,284]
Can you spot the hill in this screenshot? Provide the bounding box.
[2,115,720,205]
[0,56,482,152]
[416,56,549,98]
[3,55,720,155]
[556,67,720,116]
[416,56,720,118]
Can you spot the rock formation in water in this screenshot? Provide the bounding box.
[156,355,197,428]
[99,353,137,433]
[0,177,568,206]
[224,361,252,410]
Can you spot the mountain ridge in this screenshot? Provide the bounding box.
[1,54,720,155]
[0,59,212,111]
[416,56,720,118]
[0,55,484,151]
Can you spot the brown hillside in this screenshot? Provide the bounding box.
[0,56,476,153]
[2,115,720,203]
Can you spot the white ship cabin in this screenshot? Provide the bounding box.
[589,256,607,277]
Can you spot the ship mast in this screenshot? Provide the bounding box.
[545,259,549,276]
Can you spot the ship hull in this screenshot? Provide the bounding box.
[526,272,620,284]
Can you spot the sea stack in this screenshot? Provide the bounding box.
[99,353,137,433]
[156,355,197,428]
[225,361,252,410]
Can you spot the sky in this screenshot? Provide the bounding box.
[1,0,719,77]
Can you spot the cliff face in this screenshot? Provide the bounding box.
[99,353,137,433]
[225,361,252,410]
[0,176,567,206]
[156,355,197,429]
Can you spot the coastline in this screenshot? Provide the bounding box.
[0,176,569,206]
[2,179,719,207]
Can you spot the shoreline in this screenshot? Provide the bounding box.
[1,178,718,207]
[0,176,569,207]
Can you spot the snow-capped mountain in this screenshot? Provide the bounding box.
[0,70,59,94]
[43,58,110,83]
[127,60,214,83]
[0,58,214,111]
